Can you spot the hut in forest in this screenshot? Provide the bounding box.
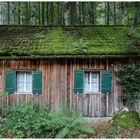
[0,25,140,117]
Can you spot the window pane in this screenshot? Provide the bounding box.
[26,72,32,82]
[91,83,99,92]
[84,71,99,93]
[16,72,32,93]
[17,82,25,92]
[84,83,90,92]
[26,82,32,92]
[17,72,25,83]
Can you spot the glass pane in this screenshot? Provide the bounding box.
[84,83,90,92]
[91,83,99,92]
[84,71,99,93]
[26,72,32,82]
[17,72,25,82]
[17,82,24,92]
[26,82,32,92]
[16,72,32,92]
[91,73,99,82]
[84,72,90,83]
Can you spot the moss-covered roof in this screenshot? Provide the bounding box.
[0,25,138,59]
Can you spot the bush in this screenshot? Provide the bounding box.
[0,102,94,138]
[115,65,140,107]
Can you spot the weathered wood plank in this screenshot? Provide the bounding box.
[0,58,139,117]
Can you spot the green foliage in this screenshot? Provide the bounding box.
[72,38,88,54]
[115,65,140,106]
[0,26,133,57]
[0,102,94,138]
[125,27,140,53]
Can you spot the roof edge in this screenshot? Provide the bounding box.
[0,25,133,28]
[0,54,139,60]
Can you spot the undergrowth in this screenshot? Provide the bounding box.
[0,102,94,138]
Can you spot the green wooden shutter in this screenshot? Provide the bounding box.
[101,70,111,94]
[33,70,42,94]
[74,70,84,93]
[5,70,15,93]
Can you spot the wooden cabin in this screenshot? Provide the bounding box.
[0,25,140,117]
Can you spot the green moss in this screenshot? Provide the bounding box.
[112,107,140,128]
[0,26,138,57]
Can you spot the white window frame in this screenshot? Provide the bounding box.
[15,71,33,94]
[83,71,100,94]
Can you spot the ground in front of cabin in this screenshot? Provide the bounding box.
[87,120,140,138]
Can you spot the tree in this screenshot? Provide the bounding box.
[42,2,44,26]
[115,65,140,108]
[131,2,136,28]
[64,2,70,25]
[7,2,10,24]
[90,2,96,25]
[119,2,125,25]
[0,3,2,24]
[106,2,115,25]
[30,2,36,25]
[69,2,77,25]
[0,2,139,26]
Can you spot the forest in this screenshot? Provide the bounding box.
[0,2,139,26]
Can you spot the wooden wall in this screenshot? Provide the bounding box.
[0,58,139,117]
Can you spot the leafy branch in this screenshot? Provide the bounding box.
[115,65,140,108]
[72,39,89,54]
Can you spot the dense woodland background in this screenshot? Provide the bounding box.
[0,2,139,26]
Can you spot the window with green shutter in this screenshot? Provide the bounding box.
[101,70,111,94]
[74,70,84,93]
[5,70,15,93]
[33,71,42,94]
[5,70,42,94]
[16,71,32,93]
[74,69,111,94]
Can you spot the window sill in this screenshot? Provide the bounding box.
[83,92,101,95]
[14,92,33,95]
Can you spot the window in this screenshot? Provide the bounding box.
[16,71,32,93]
[84,71,99,93]
[5,70,42,94]
[74,69,111,94]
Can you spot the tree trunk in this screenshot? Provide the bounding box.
[46,2,49,25]
[0,3,2,24]
[64,2,70,25]
[30,2,36,25]
[82,2,85,25]
[106,2,115,25]
[38,2,40,25]
[70,2,77,25]
[109,2,115,25]
[25,2,29,25]
[119,2,125,25]
[13,2,17,25]
[136,2,140,26]
[50,2,54,25]
[78,2,81,25]
[42,2,44,26]
[90,2,96,25]
[7,2,10,24]
[18,2,20,25]
[131,2,136,28]
[57,2,63,25]
[114,2,116,25]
